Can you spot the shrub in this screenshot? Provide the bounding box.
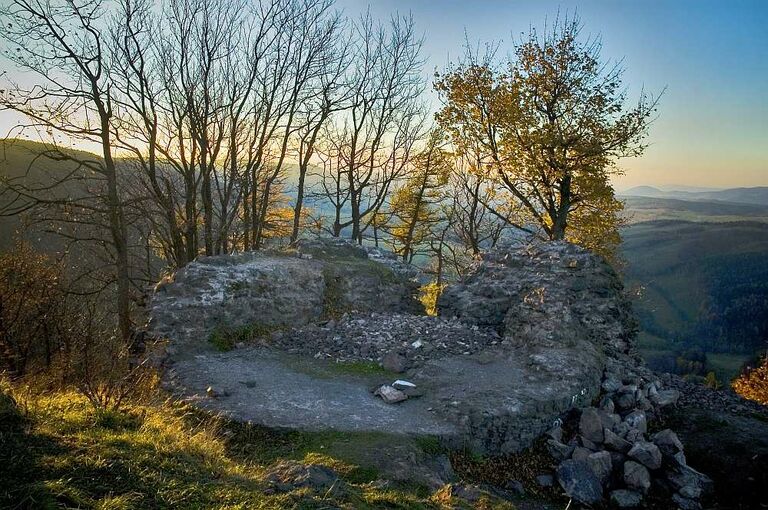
[704,371,721,390]
[1,242,156,410]
[208,323,277,351]
[419,281,446,316]
[733,355,768,406]
[0,243,68,378]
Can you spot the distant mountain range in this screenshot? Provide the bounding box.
[619,185,768,206]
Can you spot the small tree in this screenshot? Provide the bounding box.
[389,128,451,262]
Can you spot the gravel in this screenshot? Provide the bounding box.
[269,312,502,367]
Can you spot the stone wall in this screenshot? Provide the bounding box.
[438,242,637,359]
[149,238,423,349]
[434,241,638,454]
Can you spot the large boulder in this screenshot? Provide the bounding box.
[149,238,423,348]
[437,241,637,359]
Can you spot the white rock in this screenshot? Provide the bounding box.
[411,340,423,348]
[392,380,416,389]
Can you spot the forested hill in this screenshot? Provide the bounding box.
[0,139,100,252]
[621,185,768,206]
[622,220,768,379]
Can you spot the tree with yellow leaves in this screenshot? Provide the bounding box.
[435,16,659,259]
[389,129,452,262]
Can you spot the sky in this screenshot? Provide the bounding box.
[1,0,766,190]
[337,0,768,190]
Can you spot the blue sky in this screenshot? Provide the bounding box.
[338,0,768,189]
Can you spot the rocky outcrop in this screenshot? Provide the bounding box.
[149,238,423,349]
[438,242,637,360]
[152,240,632,456]
[437,242,717,508]
[149,238,732,508]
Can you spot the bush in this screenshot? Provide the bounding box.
[704,371,721,390]
[733,355,768,406]
[1,242,156,410]
[0,243,68,378]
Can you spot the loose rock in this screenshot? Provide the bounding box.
[624,410,648,434]
[374,385,407,404]
[556,459,604,505]
[628,441,662,470]
[623,461,651,494]
[610,489,643,508]
[580,408,605,443]
[586,450,613,486]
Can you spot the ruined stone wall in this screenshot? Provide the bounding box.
[435,242,638,454]
[149,238,423,349]
[438,241,637,358]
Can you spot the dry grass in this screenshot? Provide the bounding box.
[0,382,529,509]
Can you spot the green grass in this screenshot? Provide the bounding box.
[208,323,281,352]
[324,360,393,377]
[0,387,523,510]
[707,353,750,384]
[281,355,400,381]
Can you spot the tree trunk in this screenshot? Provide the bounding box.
[101,124,131,341]
[290,167,307,243]
[551,174,572,241]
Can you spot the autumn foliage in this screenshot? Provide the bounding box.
[732,355,768,406]
[435,16,658,259]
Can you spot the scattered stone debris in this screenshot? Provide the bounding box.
[548,363,713,509]
[274,312,501,368]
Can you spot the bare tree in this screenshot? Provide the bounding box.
[1,0,132,340]
[315,12,426,244]
[289,12,348,243]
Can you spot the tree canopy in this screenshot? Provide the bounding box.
[435,17,659,259]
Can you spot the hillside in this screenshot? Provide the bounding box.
[622,196,768,223]
[0,138,101,252]
[621,220,768,380]
[620,185,768,206]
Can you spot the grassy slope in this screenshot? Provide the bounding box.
[1,386,561,510]
[1,391,431,510]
